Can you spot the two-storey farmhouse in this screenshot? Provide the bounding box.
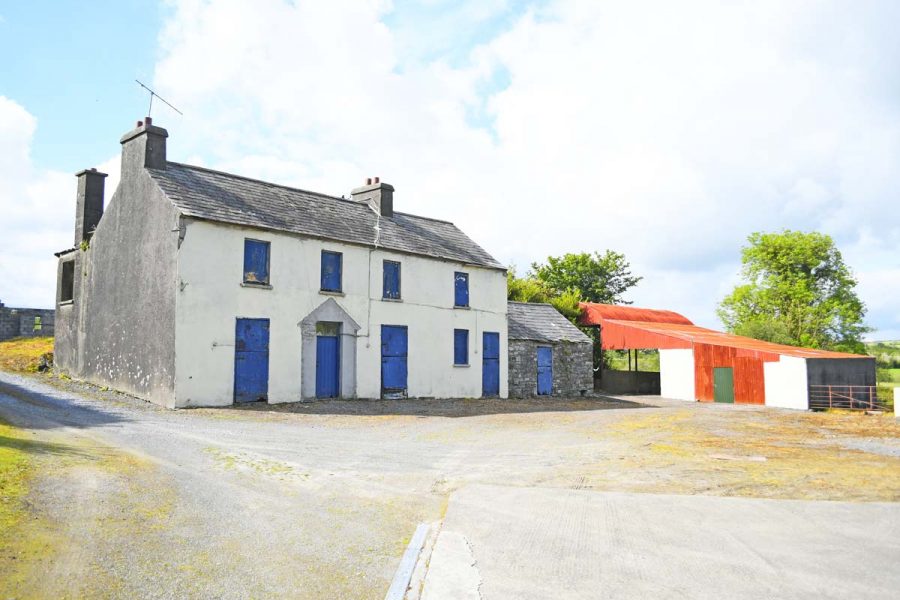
[55,118,508,408]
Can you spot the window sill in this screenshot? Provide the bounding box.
[241,282,272,290]
[58,300,74,306]
[454,305,470,310]
[453,364,470,368]
[381,297,403,303]
[320,289,345,297]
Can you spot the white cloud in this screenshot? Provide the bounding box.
[0,97,120,309]
[6,1,899,336]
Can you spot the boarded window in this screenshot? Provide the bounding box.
[321,250,343,292]
[454,329,469,365]
[243,239,270,284]
[383,260,401,299]
[60,260,75,302]
[454,272,469,307]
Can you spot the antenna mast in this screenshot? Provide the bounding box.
[135,80,183,117]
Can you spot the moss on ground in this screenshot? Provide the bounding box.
[0,337,53,373]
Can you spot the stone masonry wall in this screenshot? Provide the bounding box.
[509,339,593,398]
[0,301,55,342]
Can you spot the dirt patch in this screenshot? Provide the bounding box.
[579,406,900,501]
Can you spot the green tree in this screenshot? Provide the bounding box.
[530,251,642,304]
[717,230,869,353]
[507,269,581,322]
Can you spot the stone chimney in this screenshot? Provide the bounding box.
[120,116,168,171]
[351,177,394,218]
[74,168,108,244]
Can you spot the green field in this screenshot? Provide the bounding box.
[866,341,900,409]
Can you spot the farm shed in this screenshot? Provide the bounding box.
[507,302,593,398]
[579,303,877,410]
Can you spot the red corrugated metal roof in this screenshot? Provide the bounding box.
[579,303,693,325]
[578,302,867,360]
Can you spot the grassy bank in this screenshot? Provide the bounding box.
[0,337,53,373]
[0,420,33,552]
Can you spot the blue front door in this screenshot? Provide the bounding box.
[381,325,408,399]
[537,346,553,395]
[234,318,269,403]
[482,331,500,397]
[316,335,340,398]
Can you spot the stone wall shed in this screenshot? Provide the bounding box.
[507,302,593,398]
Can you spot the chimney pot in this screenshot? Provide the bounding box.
[366,177,372,185]
[145,116,153,126]
[137,120,143,127]
[374,176,380,184]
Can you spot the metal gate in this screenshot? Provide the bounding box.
[381,325,408,399]
[482,332,500,397]
[234,318,269,403]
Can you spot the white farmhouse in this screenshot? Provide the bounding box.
[54,118,508,408]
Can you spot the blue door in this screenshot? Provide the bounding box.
[234,318,269,403]
[482,331,500,397]
[537,346,553,395]
[381,325,408,399]
[316,335,340,398]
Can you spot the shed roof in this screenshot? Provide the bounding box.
[147,162,505,270]
[579,302,867,360]
[508,302,591,343]
[579,302,693,325]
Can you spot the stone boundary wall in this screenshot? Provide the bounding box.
[0,302,55,341]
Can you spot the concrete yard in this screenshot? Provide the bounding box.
[1,370,899,598]
[419,485,899,599]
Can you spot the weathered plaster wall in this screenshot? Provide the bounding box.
[508,339,592,398]
[55,156,178,406]
[763,356,808,410]
[174,219,508,406]
[659,348,695,401]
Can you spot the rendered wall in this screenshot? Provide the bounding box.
[174,220,508,406]
[55,165,178,406]
[763,356,808,410]
[659,348,695,401]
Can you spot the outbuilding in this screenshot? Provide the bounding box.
[579,302,877,410]
[507,302,593,398]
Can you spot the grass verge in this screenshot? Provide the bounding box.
[0,337,53,373]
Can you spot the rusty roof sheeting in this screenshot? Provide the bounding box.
[579,302,693,325]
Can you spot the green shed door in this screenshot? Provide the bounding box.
[713,367,735,404]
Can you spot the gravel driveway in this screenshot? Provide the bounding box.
[1,370,898,599]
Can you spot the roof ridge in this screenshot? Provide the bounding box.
[165,161,460,225]
[164,161,347,202]
[508,301,554,306]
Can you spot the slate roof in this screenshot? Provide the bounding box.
[508,302,591,343]
[146,162,504,270]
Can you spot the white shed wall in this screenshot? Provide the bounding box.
[174,220,508,407]
[763,356,808,410]
[659,348,695,401]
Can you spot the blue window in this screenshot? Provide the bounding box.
[383,260,401,299]
[243,239,270,285]
[454,329,469,365]
[321,250,342,292]
[454,272,469,307]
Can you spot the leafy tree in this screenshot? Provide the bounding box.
[530,251,642,304]
[507,269,581,322]
[717,230,869,353]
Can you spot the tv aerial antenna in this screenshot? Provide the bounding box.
[135,79,183,117]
